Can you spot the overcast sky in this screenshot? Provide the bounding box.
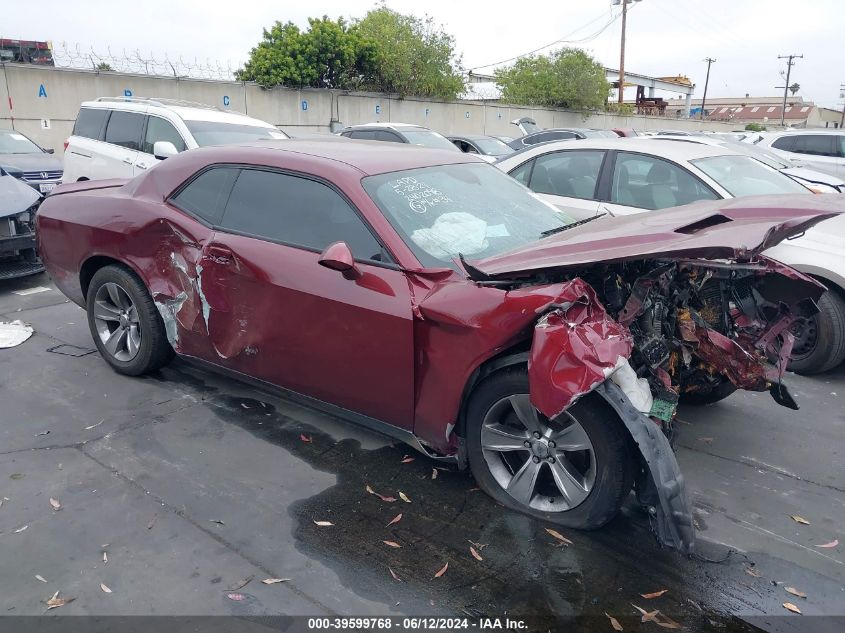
[7,0,844,108]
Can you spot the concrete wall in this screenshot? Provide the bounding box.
[1,63,739,151]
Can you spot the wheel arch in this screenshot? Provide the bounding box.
[80,255,145,300]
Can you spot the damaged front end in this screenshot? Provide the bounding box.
[0,168,44,280]
[466,255,824,554]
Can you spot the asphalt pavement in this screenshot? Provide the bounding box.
[1,273,843,632]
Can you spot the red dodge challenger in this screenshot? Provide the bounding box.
[36,139,841,553]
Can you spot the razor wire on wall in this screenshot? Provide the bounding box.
[51,42,238,81]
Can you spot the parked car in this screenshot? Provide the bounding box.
[612,128,640,137]
[0,167,43,279]
[652,134,844,192]
[339,123,459,151]
[37,139,836,552]
[0,129,63,194]
[448,134,513,161]
[750,129,845,178]
[63,97,288,182]
[495,138,845,373]
[508,116,618,150]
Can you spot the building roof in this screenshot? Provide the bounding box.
[706,104,814,121]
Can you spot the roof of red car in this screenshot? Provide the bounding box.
[214,138,478,175]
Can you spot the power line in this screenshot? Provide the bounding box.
[468,7,624,72]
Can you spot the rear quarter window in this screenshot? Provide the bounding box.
[72,108,109,140]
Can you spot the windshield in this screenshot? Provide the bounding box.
[400,130,460,151]
[0,131,42,154]
[692,155,810,196]
[471,137,512,155]
[722,140,791,169]
[184,120,288,146]
[362,163,574,268]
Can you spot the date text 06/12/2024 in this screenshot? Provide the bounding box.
[306,618,527,630]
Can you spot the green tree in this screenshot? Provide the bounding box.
[745,122,766,132]
[354,6,465,98]
[236,16,376,89]
[495,48,610,112]
[95,62,114,71]
[789,82,800,95]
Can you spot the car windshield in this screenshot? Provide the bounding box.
[723,141,791,169]
[692,155,810,196]
[400,130,460,151]
[0,131,42,154]
[362,163,574,268]
[471,137,512,155]
[184,120,288,146]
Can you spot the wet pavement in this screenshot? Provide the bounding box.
[1,273,844,631]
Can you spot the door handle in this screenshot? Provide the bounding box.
[136,163,148,170]
[122,157,133,165]
[206,244,233,263]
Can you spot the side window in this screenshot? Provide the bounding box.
[528,150,604,199]
[611,152,718,210]
[528,131,575,145]
[220,169,388,261]
[837,135,845,158]
[170,167,239,225]
[772,136,798,152]
[350,130,377,141]
[376,130,404,143]
[104,111,144,150]
[795,134,836,156]
[143,117,186,155]
[509,159,534,186]
[72,108,109,140]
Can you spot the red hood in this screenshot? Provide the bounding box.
[469,194,844,278]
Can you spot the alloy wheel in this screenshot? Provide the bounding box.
[93,282,142,362]
[481,394,596,513]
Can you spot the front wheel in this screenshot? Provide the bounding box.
[86,264,174,376]
[788,290,845,375]
[466,367,631,530]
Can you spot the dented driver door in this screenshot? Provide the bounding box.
[195,168,416,430]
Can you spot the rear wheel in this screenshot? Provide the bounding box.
[466,367,631,530]
[788,290,845,375]
[86,265,174,375]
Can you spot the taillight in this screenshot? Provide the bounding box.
[63,139,69,152]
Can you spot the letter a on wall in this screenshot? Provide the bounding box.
[38,84,47,98]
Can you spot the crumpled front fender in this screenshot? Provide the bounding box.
[527,278,633,418]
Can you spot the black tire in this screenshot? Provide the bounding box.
[466,367,631,530]
[788,290,845,375]
[679,378,737,406]
[86,264,174,376]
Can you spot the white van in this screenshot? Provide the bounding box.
[63,97,288,182]
[752,129,845,178]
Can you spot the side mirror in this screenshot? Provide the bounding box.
[153,141,179,160]
[45,148,55,154]
[318,241,360,279]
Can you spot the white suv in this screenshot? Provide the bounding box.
[751,129,845,178]
[63,97,288,182]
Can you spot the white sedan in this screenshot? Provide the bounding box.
[495,138,845,375]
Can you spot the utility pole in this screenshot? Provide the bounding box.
[778,54,803,126]
[839,83,844,129]
[700,58,715,120]
[618,0,628,104]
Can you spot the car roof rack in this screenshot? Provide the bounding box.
[93,96,246,115]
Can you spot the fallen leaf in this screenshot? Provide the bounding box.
[631,604,659,622]
[100,583,112,594]
[313,520,334,526]
[744,566,762,578]
[386,513,402,527]
[641,589,669,599]
[697,437,714,444]
[35,430,51,436]
[468,540,488,550]
[785,587,807,599]
[261,578,290,585]
[432,468,438,480]
[147,513,157,530]
[226,593,245,601]
[209,519,225,526]
[383,540,402,548]
[300,433,312,443]
[365,484,396,502]
[790,515,810,525]
[470,546,483,561]
[388,567,401,582]
[401,456,415,463]
[35,575,47,583]
[399,492,411,503]
[783,602,802,614]
[228,575,254,591]
[84,419,104,430]
[605,612,624,631]
[13,524,28,533]
[46,591,75,610]
[49,498,61,510]
[544,528,573,545]
[816,539,839,548]
[103,551,108,564]
[10,473,24,480]
[434,562,449,578]
[366,484,375,495]
[655,613,682,629]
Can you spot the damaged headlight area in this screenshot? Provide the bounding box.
[0,169,44,280]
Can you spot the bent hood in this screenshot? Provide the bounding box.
[469,194,844,278]
[0,171,41,218]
